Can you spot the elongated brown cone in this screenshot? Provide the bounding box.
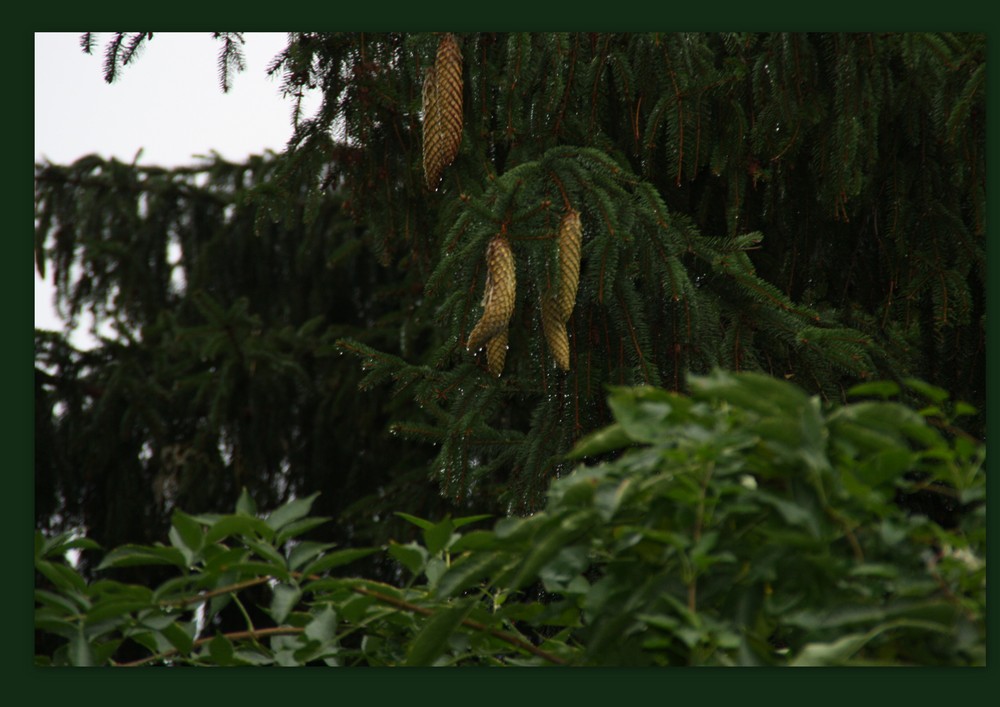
[422,34,463,190]
[421,65,442,190]
[485,329,509,377]
[541,296,570,371]
[467,234,516,353]
[555,209,582,321]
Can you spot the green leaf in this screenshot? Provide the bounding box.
[235,488,257,516]
[388,541,428,576]
[288,541,338,572]
[423,518,455,555]
[275,516,330,545]
[270,584,302,624]
[160,621,195,655]
[903,378,949,404]
[394,512,435,531]
[97,545,187,570]
[953,401,978,417]
[205,514,273,544]
[509,511,596,590]
[69,625,95,667]
[300,547,381,578]
[404,601,475,666]
[434,551,512,600]
[847,381,900,399]
[452,514,493,529]
[304,605,338,644]
[35,559,87,594]
[170,510,205,557]
[209,633,235,665]
[565,422,633,459]
[266,492,321,532]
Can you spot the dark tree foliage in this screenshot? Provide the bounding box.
[34,33,985,579]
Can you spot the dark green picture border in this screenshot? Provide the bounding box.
[14,4,996,702]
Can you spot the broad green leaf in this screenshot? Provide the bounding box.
[85,599,154,625]
[244,538,287,567]
[433,551,512,600]
[509,511,596,590]
[690,369,808,418]
[300,547,381,578]
[903,378,949,404]
[754,491,821,538]
[265,492,320,532]
[388,541,428,576]
[404,601,475,666]
[275,516,330,545]
[160,621,195,655]
[565,422,632,459]
[235,487,257,516]
[607,389,675,444]
[270,584,302,624]
[97,544,186,570]
[449,530,501,553]
[847,380,900,399]
[288,541,338,572]
[304,605,338,643]
[452,514,493,529]
[423,518,455,555]
[69,626,95,667]
[205,514,273,544]
[35,589,84,616]
[953,401,978,417]
[856,448,914,487]
[35,559,87,594]
[394,512,435,530]
[209,633,235,665]
[170,510,205,556]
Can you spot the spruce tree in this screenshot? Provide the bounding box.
[35,33,985,559]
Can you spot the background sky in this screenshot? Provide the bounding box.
[34,32,319,346]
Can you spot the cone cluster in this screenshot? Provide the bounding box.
[541,210,583,370]
[468,234,517,376]
[422,34,464,190]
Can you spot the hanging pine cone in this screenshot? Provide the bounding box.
[485,329,509,377]
[467,234,516,354]
[422,33,463,190]
[555,209,582,322]
[421,65,442,190]
[540,209,582,371]
[541,296,570,371]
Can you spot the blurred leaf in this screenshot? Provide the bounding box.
[276,517,330,545]
[288,541,338,571]
[266,493,321,532]
[235,488,257,516]
[404,601,475,666]
[270,584,302,624]
[423,518,455,555]
[204,515,274,544]
[847,381,900,399]
[388,541,428,576]
[300,547,381,578]
[69,626,95,667]
[97,545,187,570]
[304,605,338,644]
[565,422,632,459]
[394,512,434,530]
[209,634,235,665]
[903,378,949,404]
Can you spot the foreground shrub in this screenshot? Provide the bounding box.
[35,371,985,666]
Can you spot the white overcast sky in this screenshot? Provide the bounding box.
[34,32,318,342]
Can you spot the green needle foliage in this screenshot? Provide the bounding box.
[35,33,984,585]
[34,373,985,666]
